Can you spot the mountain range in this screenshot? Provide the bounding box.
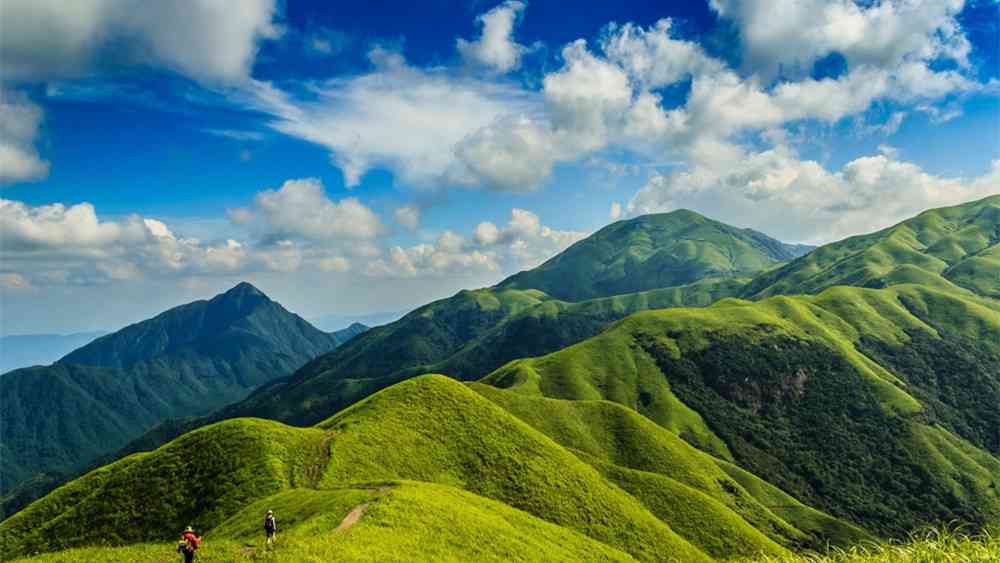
[0,283,365,514]
[2,194,999,562]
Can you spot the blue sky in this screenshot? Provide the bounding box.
[1,0,998,335]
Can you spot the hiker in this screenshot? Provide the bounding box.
[177,526,201,563]
[264,509,277,545]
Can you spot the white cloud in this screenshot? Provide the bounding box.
[368,207,586,279]
[366,242,500,279]
[0,198,259,284]
[601,19,723,89]
[245,50,535,188]
[627,144,1000,244]
[455,116,558,192]
[0,0,282,84]
[710,0,970,78]
[0,90,49,183]
[457,0,529,73]
[474,221,501,245]
[393,205,420,230]
[236,178,384,242]
[0,272,31,290]
[477,208,587,270]
[609,202,622,220]
[205,129,265,141]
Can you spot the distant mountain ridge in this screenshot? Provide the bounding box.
[201,210,811,426]
[0,283,362,507]
[0,332,107,374]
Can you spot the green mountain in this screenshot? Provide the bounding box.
[200,211,806,427]
[743,194,1000,299]
[484,282,1000,535]
[0,283,362,508]
[501,209,812,301]
[6,198,1000,561]
[1,376,865,562]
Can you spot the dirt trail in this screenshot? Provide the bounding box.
[336,484,394,531]
[337,503,369,530]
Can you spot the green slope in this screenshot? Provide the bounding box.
[12,482,639,562]
[742,194,1000,299]
[197,210,805,430]
[6,376,867,562]
[0,282,358,512]
[2,377,710,561]
[483,283,1000,535]
[470,384,867,554]
[501,209,812,301]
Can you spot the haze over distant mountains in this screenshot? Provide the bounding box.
[0,332,107,374]
[0,282,364,511]
[310,310,407,332]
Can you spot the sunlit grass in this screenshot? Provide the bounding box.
[750,527,999,563]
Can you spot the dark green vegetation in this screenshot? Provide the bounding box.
[3,375,870,562]
[0,282,363,512]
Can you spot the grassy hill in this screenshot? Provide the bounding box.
[484,283,1000,535]
[2,375,871,562]
[197,210,805,429]
[0,282,360,513]
[743,195,1000,299]
[501,209,812,301]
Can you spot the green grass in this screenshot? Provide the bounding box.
[743,194,1000,300]
[314,375,712,562]
[12,481,638,562]
[750,527,999,562]
[0,419,328,557]
[470,383,865,552]
[482,283,1000,535]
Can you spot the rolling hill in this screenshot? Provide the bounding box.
[1,375,866,562]
[484,282,1000,534]
[742,194,1000,299]
[203,211,807,427]
[0,282,362,510]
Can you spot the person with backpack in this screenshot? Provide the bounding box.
[177,526,201,562]
[264,509,277,545]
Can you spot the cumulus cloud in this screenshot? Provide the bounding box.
[367,207,585,279]
[457,1,529,73]
[0,0,282,83]
[393,205,420,230]
[0,198,259,285]
[710,0,970,78]
[233,178,384,242]
[626,144,1000,244]
[0,90,49,183]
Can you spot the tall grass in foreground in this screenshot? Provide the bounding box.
[752,527,999,563]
